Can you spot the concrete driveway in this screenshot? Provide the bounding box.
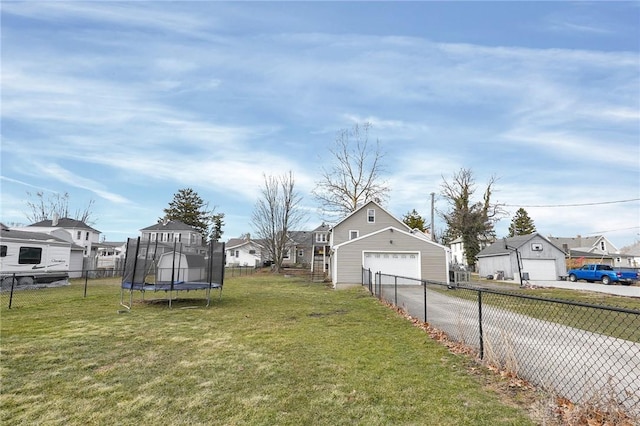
[524,280,640,298]
[388,285,640,415]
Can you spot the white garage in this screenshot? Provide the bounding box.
[521,259,557,281]
[363,251,420,280]
[476,233,567,281]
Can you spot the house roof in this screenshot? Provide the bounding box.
[1,228,72,244]
[568,249,614,260]
[547,235,611,252]
[312,223,331,233]
[225,238,265,250]
[98,241,127,248]
[477,233,564,258]
[331,200,411,232]
[29,217,99,233]
[140,220,198,232]
[288,231,312,246]
[620,241,640,256]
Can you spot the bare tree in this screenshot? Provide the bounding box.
[312,122,390,221]
[25,191,96,225]
[251,171,306,272]
[440,168,505,268]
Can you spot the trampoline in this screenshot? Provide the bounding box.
[120,237,225,310]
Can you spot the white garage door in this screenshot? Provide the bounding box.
[363,252,420,282]
[521,259,556,281]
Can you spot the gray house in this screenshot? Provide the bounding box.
[329,201,450,289]
[140,219,206,256]
[476,233,566,281]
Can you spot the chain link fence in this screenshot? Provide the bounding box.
[1,266,257,309]
[363,269,640,418]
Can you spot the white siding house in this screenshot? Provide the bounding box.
[225,238,264,267]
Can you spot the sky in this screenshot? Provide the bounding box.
[1,1,639,250]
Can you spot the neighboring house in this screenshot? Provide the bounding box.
[311,223,331,277]
[140,219,206,257]
[620,241,640,268]
[448,236,494,269]
[285,231,313,267]
[19,216,101,258]
[548,235,634,268]
[329,201,450,289]
[225,236,265,267]
[95,241,127,271]
[476,233,566,281]
[450,237,465,267]
[548,235,617,256]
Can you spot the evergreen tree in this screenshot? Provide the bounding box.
[508,208,536,237]
[162,188,222,241]
[402,209,427,232]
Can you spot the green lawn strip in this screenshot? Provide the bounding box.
[1,275,533,425]
[429,284,640,342]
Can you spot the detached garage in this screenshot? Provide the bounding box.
[331,226,449,288]
[477,233,566,281]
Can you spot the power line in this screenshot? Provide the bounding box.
[585,226,640,235]
[504,198,640,208]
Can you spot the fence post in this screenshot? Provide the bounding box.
[394,276,398,306]
[423,281,427,323]
[478,290,484,360]
[83,269,89,298]
[8,273,16,309]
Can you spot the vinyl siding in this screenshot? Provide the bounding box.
[332,204,407,248]
[335,228,447,285]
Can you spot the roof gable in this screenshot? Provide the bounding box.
[140,220,198,232]
[477,233,564,257]
[332,200,409,232]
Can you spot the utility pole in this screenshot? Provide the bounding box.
[430,192,435,242]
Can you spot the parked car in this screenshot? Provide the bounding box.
[567,264,638,285]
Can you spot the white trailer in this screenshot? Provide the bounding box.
[0,228,71,287]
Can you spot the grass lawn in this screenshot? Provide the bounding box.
[429,281,640,342]
[1,274,534,425]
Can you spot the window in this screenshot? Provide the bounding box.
[85,231,89,241]
[77,231,81,239]
[0,245,6,257]
[316,233,327,243]
[235,250,239,257]
[151,233,156,241]
[249,250,256,255]
[19,246,42,264]
[367,209,375,223]
[283,249,290,259]
[175,233,181,242]
[349,230,359,240]
[600,241,606,251]
[298,249,304,257]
